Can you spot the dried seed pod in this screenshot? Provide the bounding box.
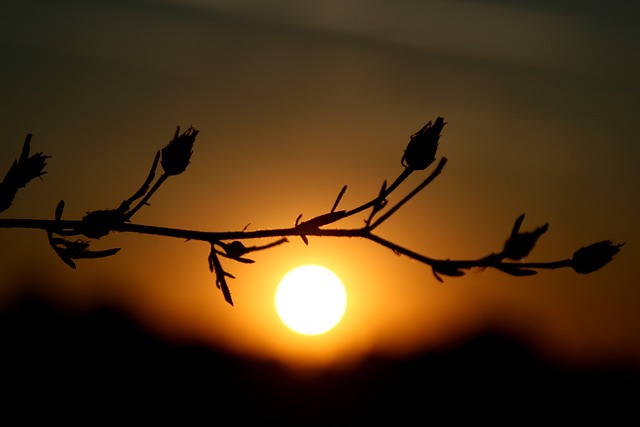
[160,126,199,176]
[502,214,548,260]
[401,117,446,171]
[572,240,624,274]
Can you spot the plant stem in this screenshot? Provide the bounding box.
[0,218,366,241]
[0,217,574,272]
[369,157,447,230]
[343,168,413,218]
[125,173,168,220]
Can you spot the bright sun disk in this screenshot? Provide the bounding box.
[275,265,347,335]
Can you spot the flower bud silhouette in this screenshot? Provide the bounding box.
[502,214,548,260]
[571,240,624,274]
[81,209,126,239]
[401,117,446,170]
[161,126,198,176]
[0,134,50,212]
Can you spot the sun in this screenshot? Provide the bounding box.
[275,265,347,336]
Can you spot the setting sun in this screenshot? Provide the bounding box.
[275,265,347,336]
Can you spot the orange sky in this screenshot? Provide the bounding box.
[1,0,638,371]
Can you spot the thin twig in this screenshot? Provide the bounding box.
[119,151,160,215]
[343,168,412,218]
[369,157,447,230]
[365,232,573,272]
[331,185,348,213]
[125,173,168,220]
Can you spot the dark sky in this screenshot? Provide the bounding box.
[1,0,638,370]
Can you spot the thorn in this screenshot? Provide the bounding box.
[432,267,444,283]
[331,185,348,213]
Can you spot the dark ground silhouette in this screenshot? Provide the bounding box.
[1,291,637,425]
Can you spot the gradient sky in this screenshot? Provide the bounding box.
[1,0,638,370]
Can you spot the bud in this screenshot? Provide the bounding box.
[221,240,255,264]
[571,240,624,274]
[81,209,126,239]
[0,134,50,212]
[225,241,247,258]
[402,117,446,170]
[160,126,198,176]
[502,214,548,260]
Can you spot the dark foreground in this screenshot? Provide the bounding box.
[1,296,637,425]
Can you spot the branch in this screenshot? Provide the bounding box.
[120,151,161,220]
[0,119,624,306]
[369,157,448,230]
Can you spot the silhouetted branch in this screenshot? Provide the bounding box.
[0,119,624,305]
[369,157,448,230]
[331,185,348,213]
[208,245,234,306]
[121,151,161,220]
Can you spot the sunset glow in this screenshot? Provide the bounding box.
[0,0,637,380]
